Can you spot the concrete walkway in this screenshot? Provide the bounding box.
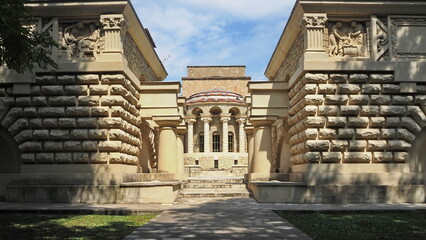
[1,199,426,239]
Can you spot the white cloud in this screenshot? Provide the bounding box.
[133,0,296,80]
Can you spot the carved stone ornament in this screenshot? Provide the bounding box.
[303,14,328,27]
[328,21,367,57]
[389,16,426,59]
[61,21,101,59]
[100,16,128,32]
[371,15,389,61]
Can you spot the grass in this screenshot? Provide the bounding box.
[0,213,158,240]
[275,211,426,240]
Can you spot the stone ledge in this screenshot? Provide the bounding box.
[120,181,182,187]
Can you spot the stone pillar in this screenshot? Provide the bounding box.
[245,126,254,173]
[302,13,328,59]
[185,118,196,153]
[237,118,246,153]
[177,126,186,176]
[201,116,212,153]
[249,116,277,173]
[220,115,231,153]
[153,116,181,174]
[100,14,128,53]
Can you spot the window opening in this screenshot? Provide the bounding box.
[213,131,221,152]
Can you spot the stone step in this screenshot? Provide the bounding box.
[187,177,244,184]
[185,183,246,189]
[178,188,251,198]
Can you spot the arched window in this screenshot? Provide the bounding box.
[228,132,234,152]
[212,131,221,152]
[199,133,204,153]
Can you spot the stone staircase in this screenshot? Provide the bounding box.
[178,176,251,198]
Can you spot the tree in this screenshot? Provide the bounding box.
[0,0,58,73]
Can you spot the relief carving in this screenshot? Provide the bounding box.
[100,16,127,31]
[61,21,101,59]
[303,15,327,27]
[328,21,367,57]
[389,16,426,59]
[371,15,389,61]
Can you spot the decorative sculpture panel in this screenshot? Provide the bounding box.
[328,21,367,57]
[61,21,102,59]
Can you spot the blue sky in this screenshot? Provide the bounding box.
[133,0,297,81]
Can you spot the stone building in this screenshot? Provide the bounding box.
[181,66,250,177]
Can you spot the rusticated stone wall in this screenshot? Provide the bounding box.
[288,73,426,164]
[0,74,144,165]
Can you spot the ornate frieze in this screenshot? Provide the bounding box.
[389,16,426,59]
[61,21,102,59]
[327,21,367,57]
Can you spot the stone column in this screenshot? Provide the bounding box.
[245,126,254,173]
[177,126,186,176]
[220,115,231,153]
[249,116,277,173]
[153,116,181,174]
[302,13,328,60]
[201,116,212,153]
[237,118,246,153]
[100,14,128,53]
[185,118,196,153]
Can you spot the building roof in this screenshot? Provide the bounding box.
[186,88,245,104]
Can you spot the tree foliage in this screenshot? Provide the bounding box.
[0,0,58,73]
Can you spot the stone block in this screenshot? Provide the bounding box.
[368,140,387,151]
[340,106,360,115]
[318,84,337,94]
[70,129,88,139]
[322,152,342,163]
[57,75,75,84]
[50,130,69,140]
[348,117,369,127]
[0,88,5,97]
[349,140,367,151]
[392,96,413,105]
[33,130,49,139]
[349,74,369,83]
[414,95,426,105]
[88,129,108,139]
[385,117,400,127]
[382,84,400,93]
[14,130,33,143]
[15,97,32,107]
[64,85,88,95]
[23,107,38,117]
[370,74,393,83]
[66,107,91,117]
[344,152,372,163]
[393,152,409,162]
[9,119,29,135]
[380,106,406,116]
[326,117,347,127]
[355,129,380,139]
[30,86,40,95]
[302,152,321,163]
[82,141,98,151]
[331,140,348,151]
[41,86,64,95]
[58,118,76,128]
[19,142,42,152]
[318,106,339,116]
[55,153,72,163]
[306,140,330,151]
[78,96,100,106]
[21,153,35,163]
[38,107,65,117]
[318,129,337,139]
[49,96,77,106]
[370,95,391,105]
[91,107,109,117]
[90,85,109,95]
[30,119,43,128]
[76,74,99,84]
[35,75,56,84]
[418,85,426,94]
[380,129,396,139]
[304,95,324,105]
[401,117,422,134]
[44,141,63,151]
[101,74,126,84]
[90,152,108,163]
[305,73,328,83]
[387,140,411,151]
[396,129,416,142]
[36,153,55,163]
[99,141,122,151]
[339,84,360,94]
[98,118,123,128]
[76,118,98,128]
[370,117,386,127]
[360,105,380,116]
[63,141,81,151]
[32,96,48,106]
[338,129,355,139]
[361,84,381,93]
[73,153,90,163]
[110,85,127,95]
[330,74,348,83]
[325,95,348,105]
[100,96,126,106]
[349,95,369,105]
[373,152,393,162]
[109,152,121,163]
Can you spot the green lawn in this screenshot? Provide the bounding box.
[275,211,426,240]
[0,213,157,240]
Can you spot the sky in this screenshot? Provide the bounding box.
[133,0,297,81]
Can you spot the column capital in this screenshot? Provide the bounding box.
[302,13,328,28]
[249,116,277,127]
[245,126,254,135]
[201,116,212,122]
[153,115,182,127]
[185,116,197,124]
[220,117,231,122]
[177,125,187,135]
